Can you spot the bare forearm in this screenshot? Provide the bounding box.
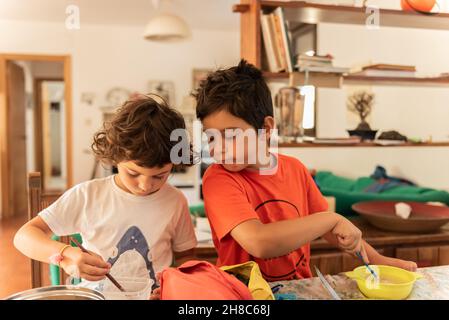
[254,212,341,258]
[14,225,66,263]
[323,233,380,262]
[15,218,111,281]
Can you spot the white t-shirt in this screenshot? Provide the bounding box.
[39,175,197,289]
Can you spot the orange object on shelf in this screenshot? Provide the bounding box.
[401,0,436,12]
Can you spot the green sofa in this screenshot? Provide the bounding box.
[315,171,449,216]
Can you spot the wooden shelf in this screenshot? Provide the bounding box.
[344,74,449,87]
[278,142,449,148]
[260,1,449,30]
[263,71,342,88]
[236,1,449,150]
[263,71,289,79]
[264,72,449,87]
[236,1,449,70]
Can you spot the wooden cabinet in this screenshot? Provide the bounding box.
[310,218,449,274]
[177,218,449,276]
[309,249,385,277]
[396,245,449,268]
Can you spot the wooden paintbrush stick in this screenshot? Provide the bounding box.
[69,237,126,292]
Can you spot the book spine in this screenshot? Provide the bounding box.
[271,13,287,72]
[275,7,294,73]
[260,14,277,72]
[267,14,283,72]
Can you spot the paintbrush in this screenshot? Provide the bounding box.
[356,251,378,279]
[69,237,126,292]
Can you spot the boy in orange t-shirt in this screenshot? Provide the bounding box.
[194,60,417,281]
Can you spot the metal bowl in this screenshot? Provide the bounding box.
[4,285,105,300]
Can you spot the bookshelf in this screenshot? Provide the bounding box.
[235,1,449,87]
[343,74,449,87]
[234,0,449,148]
[263,72,449,87]
[260,1,449,30]
[264,71,342,88]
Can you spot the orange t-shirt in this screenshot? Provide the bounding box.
[202,153,328,282]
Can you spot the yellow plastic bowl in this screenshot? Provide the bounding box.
[345,265,423,300]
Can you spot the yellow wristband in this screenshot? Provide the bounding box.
[58,245,71,266]
[59,244,71,256]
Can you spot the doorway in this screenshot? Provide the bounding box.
[0,54,72,219]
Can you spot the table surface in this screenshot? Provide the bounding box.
[270,265,449,300]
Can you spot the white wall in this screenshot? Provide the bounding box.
[281,20,449,190]
[280,146,449,189]
[2,1,448,197]
[0,19,240,186]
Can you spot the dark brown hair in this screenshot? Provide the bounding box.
[92,95,193,169]
[193,59,273,129]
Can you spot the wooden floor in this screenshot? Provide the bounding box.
[0,215,31,299]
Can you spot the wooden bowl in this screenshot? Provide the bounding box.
[352,201,449,233]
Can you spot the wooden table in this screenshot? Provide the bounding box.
[184,218,449,275]
[270,265,449,300]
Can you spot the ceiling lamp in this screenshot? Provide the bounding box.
[143,1,190,41]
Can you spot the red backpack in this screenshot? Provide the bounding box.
[160,260,253,300]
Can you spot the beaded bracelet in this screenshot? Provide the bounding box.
[49,244,71,266]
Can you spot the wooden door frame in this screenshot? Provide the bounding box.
[0,54,73,218]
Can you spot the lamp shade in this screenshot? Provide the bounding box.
[143,13,190,41]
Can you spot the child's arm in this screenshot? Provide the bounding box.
[362,240,417,271]
[14,216,111,281]
[322,233,417,271]
[230,212,366,260]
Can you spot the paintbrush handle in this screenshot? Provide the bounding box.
[104,274,126,292]
[69,237,126,292]
[356,251,378,278]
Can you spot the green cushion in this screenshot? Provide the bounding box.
[315,171,449,216]
[189,203,205,217]
[315,171,358,192]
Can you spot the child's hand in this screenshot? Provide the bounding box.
[149,272,162,300]
[150,287,161,300]
[60,247,111,281]
[332,216,368,262]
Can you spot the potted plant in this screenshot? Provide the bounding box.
[347,91,378,141]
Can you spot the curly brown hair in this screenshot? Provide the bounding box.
[92,95,193,169]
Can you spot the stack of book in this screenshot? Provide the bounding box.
[296,54,333,68]
[260,8,294,73]
[350,64,417,78]
[296,54,349,74]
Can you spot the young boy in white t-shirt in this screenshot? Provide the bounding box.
[14,95,197,293]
